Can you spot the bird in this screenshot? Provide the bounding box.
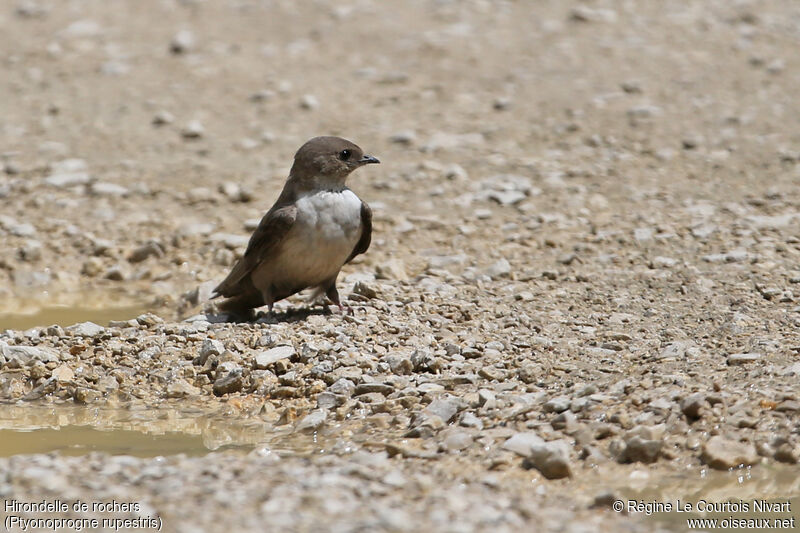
[211,136,379,314]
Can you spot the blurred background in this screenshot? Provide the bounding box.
[0,0,798,325]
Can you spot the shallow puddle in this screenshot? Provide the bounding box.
[0,426,227,457]
[0,403,328,458]
[0,304,149,331]
[609,465,800,531]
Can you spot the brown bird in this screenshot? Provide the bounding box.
[212,136,379,313]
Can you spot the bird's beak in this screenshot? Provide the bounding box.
[358,155,380,165]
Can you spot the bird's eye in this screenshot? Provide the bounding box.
[339,149,351,161]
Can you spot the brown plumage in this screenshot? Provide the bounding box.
[212,136,379,313]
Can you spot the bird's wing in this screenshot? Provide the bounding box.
[346,201,372,263]
[212,205,297,298]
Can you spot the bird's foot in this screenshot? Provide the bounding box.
[337,302,355,315]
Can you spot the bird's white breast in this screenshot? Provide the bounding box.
[270,188,363,288]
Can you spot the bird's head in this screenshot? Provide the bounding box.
[290,136,380,189]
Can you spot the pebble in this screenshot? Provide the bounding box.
[213,369,243,396]
[0,343,60,368]
[299,94,319,110]
[680,393,707,420]
[295,409,327,432]
[526,439,573,479]
[0,216,36,237]
[181,120,205,139]
[569,5,617,23]
[253,345,295,369]
[485,259,511,279]
[166,379,200,398]
[701,436,759,469]
[440,428,474,451]
[170,30,195,54]
[650,256,677,269]
[543,396,570,413]
[152,111,174,126]
[51,364,74,382]
[618,436,663,464]
[18,240,42,261]
[67,322,105,337]
[44,172,91,188]
[375,259,408,281]
[389,131,416,145]
[503,433,545,456]
[354,383,394,396]
[773,443,799,464]
[423,397,462,423]
[197,339,224,365]
[60,19,102,38]
[128,241,165,263]
[90,182,129,196]
[727,353,762,365]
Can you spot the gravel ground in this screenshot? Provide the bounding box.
[1,0,800,532]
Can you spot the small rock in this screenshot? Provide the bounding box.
[51,364,74,382]
[296,409,327,432]
[329,378,356,397]
[61,19,101,38]
[774,443,799,464]
[486,258,511,279]
[459,412,483,429]
[197,339,225,365]
[253,345,295,369]
[440,428,474,451]
[619,436,662,464]
[385,354,413,375]
[493,97,512,110]
[352,281,378,299]
[74,388,102,404]
[727,353,762,365]
[181,120,204,139]
[526,439,573,479]
[551,411,579,433]
[776,400,800,412]
[96,375,119,392]
[502,432,545,456]
[170,30,195,54]
[569,5,617,23]
[152,110,174,126]
[67,322,105,337]
[128,241,165,263]
[316,392,344,409]
[213,369,243,396]
[103,265,126,281]
[23,377,58,401]
[375,259,408,281]
[1,343,60,366]
[701,436,758,469]
[389,131,416,145]
[166,378,200,398]
[651,256,677,269]
[18,240,42,262]
[478,389,496,409]
[681,393,708,420]
[299,94,319,110]
[354,383,394,396]
[218,182,252,203]
[424,397,462,423]
[543,396,570,413]
[411,350,442,372]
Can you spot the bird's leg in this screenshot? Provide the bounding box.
[325,284,352,315]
